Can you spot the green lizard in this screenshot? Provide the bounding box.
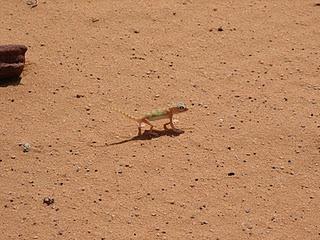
[112,102,189,136]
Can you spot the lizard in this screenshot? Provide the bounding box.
[112,102,189,136]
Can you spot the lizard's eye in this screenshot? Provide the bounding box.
[176,102,187,111]
[177,104,186,111]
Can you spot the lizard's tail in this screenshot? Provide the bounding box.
[111,107,138,122]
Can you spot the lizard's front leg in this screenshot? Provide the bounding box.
[164,115,183,133]
[164,114,172,130]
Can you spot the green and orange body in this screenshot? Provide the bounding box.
[113,102,188,136]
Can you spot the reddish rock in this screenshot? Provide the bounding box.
[0,44,28,80]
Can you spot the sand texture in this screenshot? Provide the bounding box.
[0,0,320,239]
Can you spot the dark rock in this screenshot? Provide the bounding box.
[43,196,54,205]
[0,44,28,80]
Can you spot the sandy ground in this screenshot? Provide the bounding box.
[0,0,319,239]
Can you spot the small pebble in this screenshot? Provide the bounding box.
[22,143,31,152]
[91,18,99,23]
[43,197,54,206]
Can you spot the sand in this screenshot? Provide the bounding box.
[0,0,319,239]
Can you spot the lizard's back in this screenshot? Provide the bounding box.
[145,109,169,121]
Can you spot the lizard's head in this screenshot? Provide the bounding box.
[171,102,188,114]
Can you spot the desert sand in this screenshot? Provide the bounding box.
[0,0,319,239]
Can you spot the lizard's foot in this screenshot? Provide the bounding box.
[163,124,170,130]
[171,128,184,133]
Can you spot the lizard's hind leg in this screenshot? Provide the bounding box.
[142,119,154,131]
[136,119,154,136]
[164,121,170,130]
[137,121,143,136]
[142,119,159,136]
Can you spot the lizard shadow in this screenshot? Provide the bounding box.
[108,129,184,146]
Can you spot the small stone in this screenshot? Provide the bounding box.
[22,143,31,152]
[91,18,99,23]
[217,27,224,31]
[43,197,54,206]
[26,0,38,8]
[0,44,28,80]
[227,172,235,176]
